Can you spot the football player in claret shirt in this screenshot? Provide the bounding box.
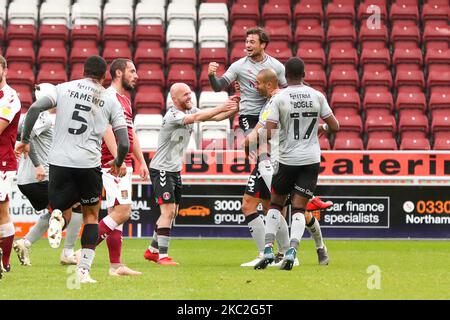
[97,58,148,276]
[0,55,21,279]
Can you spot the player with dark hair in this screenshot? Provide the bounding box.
[254,58,339,271]
[16,55,129,283]
[0,55,21,279]
[144,83,239,266]
[96,58,148,276]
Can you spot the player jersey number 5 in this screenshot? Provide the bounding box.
[68,103,92,135]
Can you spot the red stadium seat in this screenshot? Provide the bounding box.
[134,25,164,44]
[137,64,165,88]
[294,19,324,44]
[5,41,35,65]
[71,25,100,42]
[7,24,36,41]
[431,109,450,134]
[70,41,100,65]
[429,87,450,110]
[103,25,132,42]
[37,63,67,85]
[427,69,450,88]
[265,41,292,64]
[134,85,164,112]
[229,19,257,44]
[390,21,421,45]
[422,2,450,22]
[365,110,397,134]
[363,86,394,111]
[327,20,357,44]
[425,47,450,66]
[393,47,423,66]
[400,137,431,150]
[399,109,429,137]
[361,64,393,89]
[367,136,398,150]
[395,87,427,111]
[360,47,390,66]
[304,65,327,91]
[262,3,291,23]
[202,138,228,151]
[230,3,260,23]
[167,64,197,90]
[39,24,68,42]
[330,86,361,112]
[167,47,196,66]
[433,132,450,150]
[264,20,292,43]
[38,41,67,65]
[359,22,389,43]
[134,42,164,66]
[328,43,358,66]
[199,47,228,66]
[423,24,449,44]
[296,44,326,65]
[329,66,359,89]
[333,133,364,150]
[7,64,35,88]
[326,2,355,20]
[389,2,419,22]
[395,66,425,89]
[294,2,323,23]
[102,41,132,63]
[335,113,363,133]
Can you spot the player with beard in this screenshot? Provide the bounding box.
[144,83,239,266]
[97,58,149,276]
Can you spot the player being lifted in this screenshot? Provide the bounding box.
[16,56,129,283]
[97,58,149,276]
[14,94,83,266]
[0,55,21,279]
[144,83,239,266]
[254,58,339,271]
[246,68,331,267]
[208,27,332,266]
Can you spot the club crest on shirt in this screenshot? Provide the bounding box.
[1,106,11,117]
[121,190,128,200]
[163,192,171,201]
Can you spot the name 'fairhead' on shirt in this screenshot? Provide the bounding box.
[222,55,287,117]
[266,84,333,166]
[150,106,199,172]
[43,79,127,168]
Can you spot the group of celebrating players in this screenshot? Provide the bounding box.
[0,26,339,283]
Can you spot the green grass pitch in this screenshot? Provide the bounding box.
[1,239,450,300]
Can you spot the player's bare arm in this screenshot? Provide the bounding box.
[0,119,8,135]
[318,114,340,137]
[183,99,238,125]
[109,127,129,178]
[132,128,149,180]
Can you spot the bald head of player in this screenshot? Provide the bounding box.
[170,83,193,111]
[256,68,279,98]
[84,55,107,84]
[285,57,306,85]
